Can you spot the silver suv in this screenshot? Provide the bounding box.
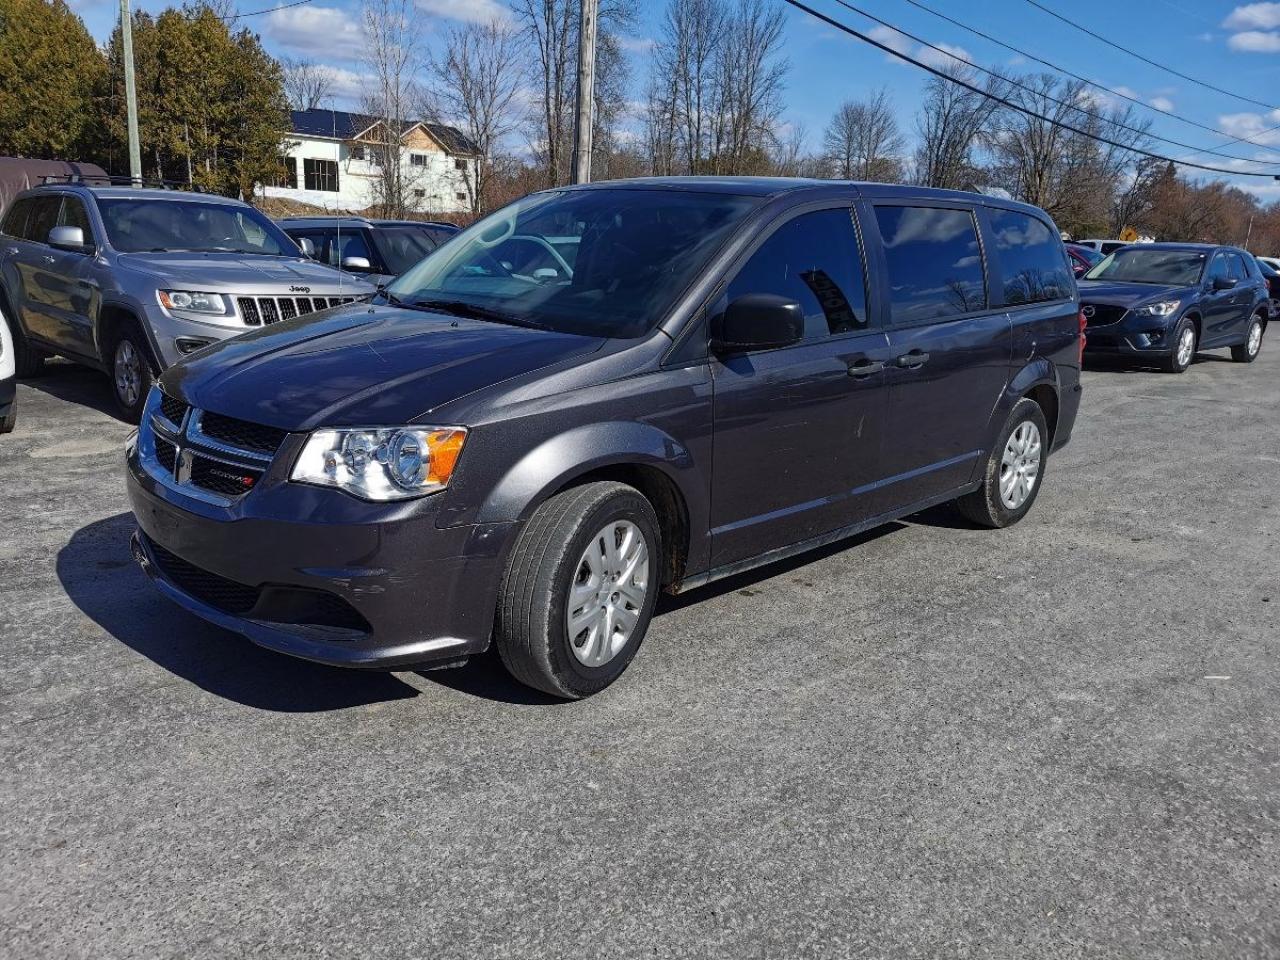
[0,183,375,420]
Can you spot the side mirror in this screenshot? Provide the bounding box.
[342,255,372,271]
[1213,276,1239,291]
[297,237,316,258]
[48,225,90,253]
[711,294,805,353]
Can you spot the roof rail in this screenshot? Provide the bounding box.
[36,174,207,193]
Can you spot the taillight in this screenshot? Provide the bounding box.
[1078,309,1087,365]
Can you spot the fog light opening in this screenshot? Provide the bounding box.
[176,337,215,355]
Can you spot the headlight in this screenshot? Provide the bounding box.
[291,426,467,501]
[1134,299,1181,317]
[158,290,234,321]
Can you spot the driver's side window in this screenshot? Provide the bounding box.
[717,208,868,341]
[1207,254,1229,283]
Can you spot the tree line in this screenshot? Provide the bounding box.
[3,0,1280,251]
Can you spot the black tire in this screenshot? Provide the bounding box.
[9,316,47,379]
[1161,317,1197,373]
[0,406,14,435]
[494,481,662,699]
[955,397,1049,529]
[106,321,156,424]
[1231,314,1265,363]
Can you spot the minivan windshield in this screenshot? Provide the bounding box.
[99,198,295,256]
[386,188,759,338]
[1084,247,1207,285]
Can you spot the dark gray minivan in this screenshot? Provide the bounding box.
[127,178,1084,698]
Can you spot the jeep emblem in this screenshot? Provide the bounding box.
[290,285,312,294]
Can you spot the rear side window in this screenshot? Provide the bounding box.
[724,208,869,339]
[875,205,986,324]
[1,198,31,238]
[1227,253,1250,281]
[989,209,1073,306]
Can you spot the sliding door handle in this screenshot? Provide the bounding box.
[896,350,930,368]
[847,359,884,378]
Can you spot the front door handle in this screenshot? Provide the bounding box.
[41,255,56,264]
[896,350,930,368]
[847,359,884,378]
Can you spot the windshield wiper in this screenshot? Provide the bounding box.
[409,298,548,330]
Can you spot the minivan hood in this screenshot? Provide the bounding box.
[163,305,605,429]
[1077,278,1196,307]
[118,251,377,294]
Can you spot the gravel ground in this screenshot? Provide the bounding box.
[1,347,1278,959]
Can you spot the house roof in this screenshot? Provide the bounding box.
[288,109,481,157]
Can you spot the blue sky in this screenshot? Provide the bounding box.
[72,0,1280,199]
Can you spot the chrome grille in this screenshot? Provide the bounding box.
[235,294,363,326]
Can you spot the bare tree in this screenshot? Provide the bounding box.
[643,69,680,175]
[823,89,904,182]
[360,0,421,215]
[280,57,333,111]
[654,0,726,174]
[710,0,787,173]
[912,66,1004,189]
[425,19,524,213]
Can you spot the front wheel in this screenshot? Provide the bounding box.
[1231,315,1264,363]
[494,481,662,699]
[1162,318,1197,373]
[955,397,1049,529]
[109,323,156,424]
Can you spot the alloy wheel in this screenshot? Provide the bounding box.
[565,520,650,667]
[114,339,142,408]
[1176,326,1196,368]
[999,421,1042,510]
[1248,320,1263,357]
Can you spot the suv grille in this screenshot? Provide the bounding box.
[148,539,260,615]
[237,295,361,326]
[1083,304,1128,327]
[158,393,188,428]
[199,411,288,455]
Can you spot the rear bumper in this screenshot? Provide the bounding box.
[126,446,514,669]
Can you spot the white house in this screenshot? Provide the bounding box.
[261,108,481,214]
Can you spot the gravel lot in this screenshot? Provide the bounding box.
[2,347,1279,959]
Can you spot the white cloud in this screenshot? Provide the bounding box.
[1223,2,1280,29]
[867,25,970,70]
[317,65,364,104]
[263,5,363,55]
[1150,96,1175,111]
[867,25,911,56]
[416,0,508,24]
[1228,29,1280,50]
[618,35,656,53]
[1216,109,1280,147]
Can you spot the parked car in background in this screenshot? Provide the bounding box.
[1255,255,1280,272]
[1076,239,1131,256]
[1065,242,1104,278]
[1079,243,1267,372]
[1252,255,1280,318]
[280,216,459,285]
[0,304,15,433]
[128,177,1083,698]
[0,182,375,421]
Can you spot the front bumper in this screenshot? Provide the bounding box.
[126,444,514,669]
[1083,311,1177,357]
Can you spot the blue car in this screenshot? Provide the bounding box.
[1079,243,1268,373]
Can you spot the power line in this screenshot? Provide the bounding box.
[1022,0,1278,112]
[830,0,1280,168]
[781,0,1280,178]
[898,0,1280,159]
[226,0,312,19]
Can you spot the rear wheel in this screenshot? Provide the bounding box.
[108,322,156,424]
[0,404,14,434]
[1231,314,1264,363]
[10,318,47,378]
[494,481,661,699]
[955,397,1048,529]
[1162,318,1197,373]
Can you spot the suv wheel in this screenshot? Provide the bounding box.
[1231,314,1265,363]
[1162,318,1197,373]
[955,397,1049,529]
[494,481,661,699]
[109,323,156,423]
[9,318,47,378]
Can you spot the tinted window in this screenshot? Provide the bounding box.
[98,199,292,255]
[1204,254,1228,284]
[330,230,372,266]
[1,198,31,238]
[26,197,60,244]
[990,209,1072,305]
[1087,248,1208,286]
[1227,253,1249,281]
[58,196,94,241]
[388,188,759,338]
[875,205,986,323]
[372,226,437,275]
[723,208,868,339]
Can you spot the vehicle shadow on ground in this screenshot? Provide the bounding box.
[57,512,421,712]
[21,362,129,422]
[1084,353,1225,374]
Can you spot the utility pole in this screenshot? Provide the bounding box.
[570,0,598,185]
[119,0,142,185]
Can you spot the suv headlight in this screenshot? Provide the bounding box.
[158,290,237,325]
[1134,299,1181,317]
[291,426,467,501]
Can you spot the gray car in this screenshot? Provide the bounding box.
[0,183,375,421]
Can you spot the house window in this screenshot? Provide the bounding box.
[456,192,466,201]
[454,158,467,171]
[303,158,339,193]
[277,156,297,189]
[414,189,425,198]
[410,153,427,167]
[350,145,365,161]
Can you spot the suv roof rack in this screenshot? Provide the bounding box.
[37,174,207,193]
